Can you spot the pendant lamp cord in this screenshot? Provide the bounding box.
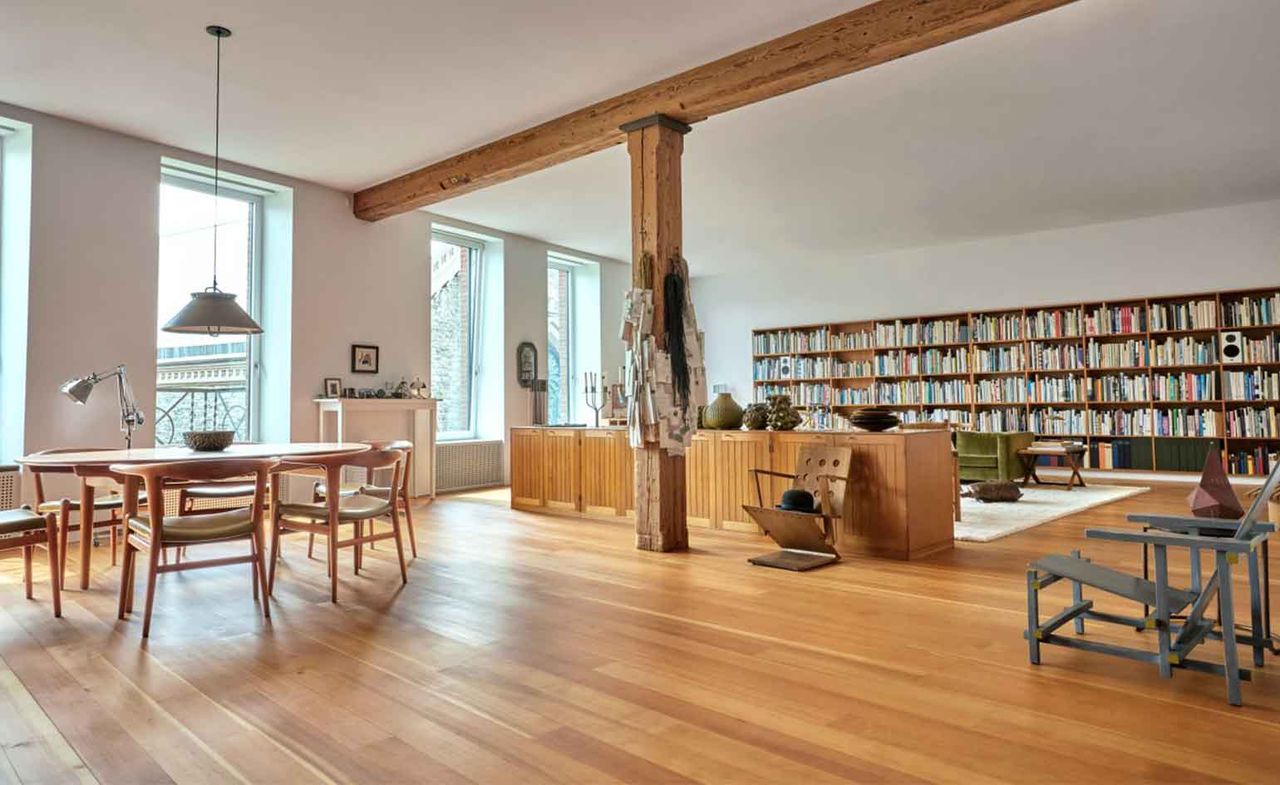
[211,29,222,293]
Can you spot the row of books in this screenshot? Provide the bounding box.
[1085,304,1145,335]
[1222,293,1280,328]
[1149,299,1217,331]
[1225,406,1279,439]
[1087,339,1149,369]
[1227,446,1280,476]
[753,356,831,381]
[833,359,874,378]
[875,320,921,347]
[921,380,970,405]
[752,328,830,355]
[1031,408,1085,435]
[1090,373,1151,403]
[835,331,875,350]
[971,313,1024,342]
[1032,376,1084,403]
[921,348,969,374]
[1222,368,1280,401]
[874,380,921,405]
[975,378,1026,404]
[1153,408,1218,437]
[1152,372,1217,402]
[873,350,920,376]
[1027,308,1084,339]
[974,345,1025,372]
[1029,341,1085,370]
[1243,333,1278,363]
[976,407,1028,431]
[919,319,969,345]
[1088,409,1152,436]
[1150,336,1215,366]
[1087,439,1154,470]
[834,387,874,405]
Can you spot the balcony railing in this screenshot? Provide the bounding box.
[155,387,248,445]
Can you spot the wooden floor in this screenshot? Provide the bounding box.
[0,483,1277,784]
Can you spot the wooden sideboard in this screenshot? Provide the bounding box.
[510,426,953,559]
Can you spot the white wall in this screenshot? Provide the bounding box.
[422,212,629,478]
[694,198,1280,398]
[0,100,627,488]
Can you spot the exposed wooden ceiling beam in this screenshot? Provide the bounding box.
[353,0,1078,221]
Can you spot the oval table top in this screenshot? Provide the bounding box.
[16,442,370,468]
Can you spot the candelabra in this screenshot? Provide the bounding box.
[584,371,607,427]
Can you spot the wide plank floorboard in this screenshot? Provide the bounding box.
[0,483,1276,784]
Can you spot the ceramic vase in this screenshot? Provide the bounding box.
[702,392,744,430]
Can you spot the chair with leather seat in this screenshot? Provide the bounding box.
[311,439,418,559]
[110,457,276,638]
[29,447,145,582]
[269,448,408,603]
[0,507,61,617]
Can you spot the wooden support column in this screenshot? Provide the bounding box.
[625,114,690,553]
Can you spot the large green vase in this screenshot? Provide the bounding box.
[702,392,744,430]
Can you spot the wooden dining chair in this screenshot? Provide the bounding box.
[111,457,276,638]
[29,447,140,582]
[0,507,61,617]
[312,439,418,558]
[270,448,408,603]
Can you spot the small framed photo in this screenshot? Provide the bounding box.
[323,377,342,398]
[351,344,379,374]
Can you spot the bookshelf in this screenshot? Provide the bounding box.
[750,286,1280,476]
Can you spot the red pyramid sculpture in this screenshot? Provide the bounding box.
[1188,452,1244,519]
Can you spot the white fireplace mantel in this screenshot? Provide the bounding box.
[314,397,437,497]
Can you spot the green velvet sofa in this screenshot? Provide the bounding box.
[956,431,1035,482]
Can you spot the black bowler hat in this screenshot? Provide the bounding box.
[777,488,818,513]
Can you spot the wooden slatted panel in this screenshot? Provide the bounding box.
[769,432,835,503]
[581,430,630,520]
[509,428,544,510]
[835,434,908,558]
[543,429,582,512]
[684,432,715,528]
[714,432,771,532]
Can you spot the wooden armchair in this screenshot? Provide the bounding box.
[312,439,418,558]
[0,507,60,617]
[111,457,276,638]
[29,447,140,583]
[270,448,408,603]
[742,444,852,571]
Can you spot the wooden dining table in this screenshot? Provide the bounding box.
[16,442,369,590]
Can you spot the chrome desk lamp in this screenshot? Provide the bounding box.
[59,364,145,448]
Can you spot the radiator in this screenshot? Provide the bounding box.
[0,465,18,509]
[436,440,504,492]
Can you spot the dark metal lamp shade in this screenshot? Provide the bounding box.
[163,290,262,335]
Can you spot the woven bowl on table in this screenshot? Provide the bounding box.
[183,430,235,452]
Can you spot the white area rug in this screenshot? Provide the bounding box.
[955,484,1149,542]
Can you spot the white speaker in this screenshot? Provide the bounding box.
[1221,331,1244,364]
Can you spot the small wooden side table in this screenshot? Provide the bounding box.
[1017,443,1087,491]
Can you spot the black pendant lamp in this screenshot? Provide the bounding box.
[163,25,263,336]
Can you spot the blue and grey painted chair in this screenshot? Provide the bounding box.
[1025,460,1280,706]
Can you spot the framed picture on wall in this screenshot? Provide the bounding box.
[351,344,379,374]
[323,378,342,398]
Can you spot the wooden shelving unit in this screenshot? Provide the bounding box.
[751,286,1280,475]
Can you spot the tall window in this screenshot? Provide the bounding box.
[155,176,261,445]
[546,257,575,424]
[431,232,484,439]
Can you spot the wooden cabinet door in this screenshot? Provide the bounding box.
[510,429,545,509]
[713,431,772,532]
[684,432,716,528]
[581,429,631,520]
[543,429,582,513]
[769,432,835,502]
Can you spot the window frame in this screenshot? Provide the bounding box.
[156,172,265,443]
[431,230,485,441]
[546,256,577,425]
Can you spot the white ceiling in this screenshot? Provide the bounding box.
[432,0,1280,274]
[0,0,859,191]
[5,1,1280,277]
